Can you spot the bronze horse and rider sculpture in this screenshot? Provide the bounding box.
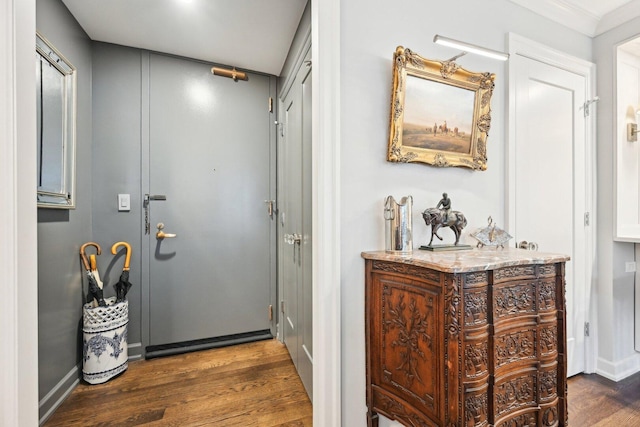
[422,193,468,246]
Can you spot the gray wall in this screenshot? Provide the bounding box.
[36,0,93,415]
[91,42,144,348]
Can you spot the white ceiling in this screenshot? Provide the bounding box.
[61,0,640,77]
[61,0,307,76]
[508,0,640,36]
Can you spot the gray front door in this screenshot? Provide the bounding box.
[146,53,276,349]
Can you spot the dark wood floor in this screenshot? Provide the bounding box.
[43,339,312,426]
[44,340,640,427]
[568,371,640,426]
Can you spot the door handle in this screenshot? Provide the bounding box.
[156,223,177,239]
[518,240,538,250]
[144,194,168,234]
[284,233,302,264]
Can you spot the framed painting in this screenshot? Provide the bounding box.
[387,46,495,170]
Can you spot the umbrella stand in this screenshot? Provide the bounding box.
[81,241,130,384]
[111,241,133,302]
[80,242,106,307]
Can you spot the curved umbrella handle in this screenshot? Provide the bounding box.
[111,241,132,271]
[80,242,101,271]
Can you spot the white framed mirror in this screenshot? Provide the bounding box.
[36,32,76,209]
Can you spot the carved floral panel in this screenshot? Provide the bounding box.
[465,392,488,427]
[538,280,557,311]
[465,341,488,379]
[381,283,439,412]
[495,328,536,368]
[464,289,488,326]
[493,283,536,319]
[494,373,537,417]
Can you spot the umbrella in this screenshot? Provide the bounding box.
[80,242,106,307]
[89,253,104,290]
[111,241,133,302]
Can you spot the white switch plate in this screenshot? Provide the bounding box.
[118,194,130,211]
[625,261,636,273]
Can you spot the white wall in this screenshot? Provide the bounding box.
[594,19,640,381]
[339,0,592,425]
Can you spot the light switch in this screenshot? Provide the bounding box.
[118,194,130,212]
[626,261,637,273]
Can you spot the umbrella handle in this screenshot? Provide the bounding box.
[90,254,98,271]
[111,241,132,271]
[80,242,101,271]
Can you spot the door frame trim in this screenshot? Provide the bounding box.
[507,32,597,374]
[312,0,342,424]
[1,0,39,424]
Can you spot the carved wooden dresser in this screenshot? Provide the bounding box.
[362,248,570,427]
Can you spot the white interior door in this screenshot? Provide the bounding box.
[510,39,593,377]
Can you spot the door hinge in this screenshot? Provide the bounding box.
[269,97,273,113]
[583,97,599,117]
[584,212,590,226]
[269,304,273,321]
[264,200,275,218]
[281,301,285,313]
[584,321,590,337]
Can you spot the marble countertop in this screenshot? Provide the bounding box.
[361,247,570,273]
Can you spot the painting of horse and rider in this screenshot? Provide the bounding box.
[386,46,495,170]
[402,74,475,155]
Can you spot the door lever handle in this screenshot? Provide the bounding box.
[156,223,177,239]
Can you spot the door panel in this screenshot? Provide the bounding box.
[147,53,274,347]
[513,55,587,376]
[283,95,301,365]
[280,52,313,398]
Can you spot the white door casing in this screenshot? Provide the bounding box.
[508,33,596,377]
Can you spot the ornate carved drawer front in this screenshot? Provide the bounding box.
[493,280,537,321]
[463,382,489,427]
[494,324,538,369]
[494,265,536,283]
[494,368,538,419]
[538,279,558,312]
[464,287,488,327]
[495,410,539,427]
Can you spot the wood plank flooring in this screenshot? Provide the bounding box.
[568,371,640,426]
[44,341,640,427]
[43,339,312,427]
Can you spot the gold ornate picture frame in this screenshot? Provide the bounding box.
[387,46,495,170]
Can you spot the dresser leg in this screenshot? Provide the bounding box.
[367,411,379,427]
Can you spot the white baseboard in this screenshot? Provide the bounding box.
[39,365,80,425]
[596,353,640,381]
